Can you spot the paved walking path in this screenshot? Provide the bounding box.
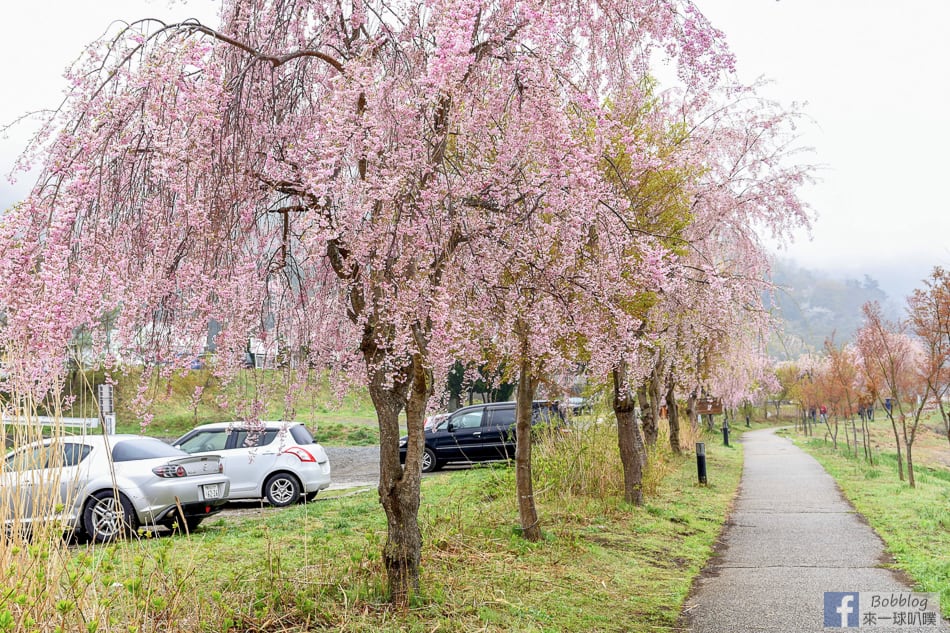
[685,428,946,633]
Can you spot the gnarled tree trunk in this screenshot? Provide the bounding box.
[638,375,660,448]
[614,364,647,506]
[666,383,681,454]
[365,339,426,605]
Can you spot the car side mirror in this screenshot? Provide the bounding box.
[446,422,455,433]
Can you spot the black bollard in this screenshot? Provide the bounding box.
[722,421,730,447]
[696,442,707,485]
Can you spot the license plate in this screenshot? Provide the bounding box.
[203,484,220,499]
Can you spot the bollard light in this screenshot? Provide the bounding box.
[696,442,707,485]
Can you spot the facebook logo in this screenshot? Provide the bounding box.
[824,592,860,628]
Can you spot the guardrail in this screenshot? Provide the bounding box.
[1,416,101,429]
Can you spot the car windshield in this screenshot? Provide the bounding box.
[112,438,185,462]
[178,430,228,452]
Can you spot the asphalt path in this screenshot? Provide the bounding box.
[684,428,947,633]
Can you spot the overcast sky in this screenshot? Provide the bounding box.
[695,0,950,299]
[2,1,948,300]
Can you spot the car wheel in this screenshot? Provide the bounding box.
[264,473,301,507]
[83,491,138,543]
[421,447,441,473]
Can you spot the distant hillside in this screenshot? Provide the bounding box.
[767,259,899,359]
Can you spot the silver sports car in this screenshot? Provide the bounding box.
[174,421,330,506]
[2,434,230,541]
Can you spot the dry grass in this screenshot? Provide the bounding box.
[533,406,712,501]
[813,412,950,472]
[0,392,217,633]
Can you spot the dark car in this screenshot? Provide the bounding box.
[568,396,591,415]
[399,401,564,473]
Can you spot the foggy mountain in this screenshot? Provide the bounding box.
[767,259,901,360]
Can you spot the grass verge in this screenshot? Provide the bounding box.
[785,433,950,619]
[6,424,744,632]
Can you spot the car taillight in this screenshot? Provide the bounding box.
[153,464,187,478]
[282,446,316,462]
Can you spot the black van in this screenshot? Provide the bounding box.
[398,401,563,473]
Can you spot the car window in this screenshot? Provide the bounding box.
[451,410,483,429]
[112,438,184,462]
[233,429,279,448]
[426,413,449,428]
[488,407,516,427]
[5,445,53,471]
[62,443,92,466]
[178,430,228,453]
[37,443,93,468]
[290,425,314,444]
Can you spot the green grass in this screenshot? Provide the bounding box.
[10,423,745,633]
[786,435,950,618]
[55,368,378,442]
[313,421,380,445]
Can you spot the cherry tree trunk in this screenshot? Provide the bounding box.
[825,417,837,449]
[515,357,541,541]
[613,366,647,506]
[666,384,681,454]
[365,345,425,605]
[940,404,950,448]
[904,430,916,489]
[651,366,663,443]
[637,383,659,448]
[686,391,699,432]
[885,412,905,482]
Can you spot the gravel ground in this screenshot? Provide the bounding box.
[324,445,380,490]
[216,445,379,518]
